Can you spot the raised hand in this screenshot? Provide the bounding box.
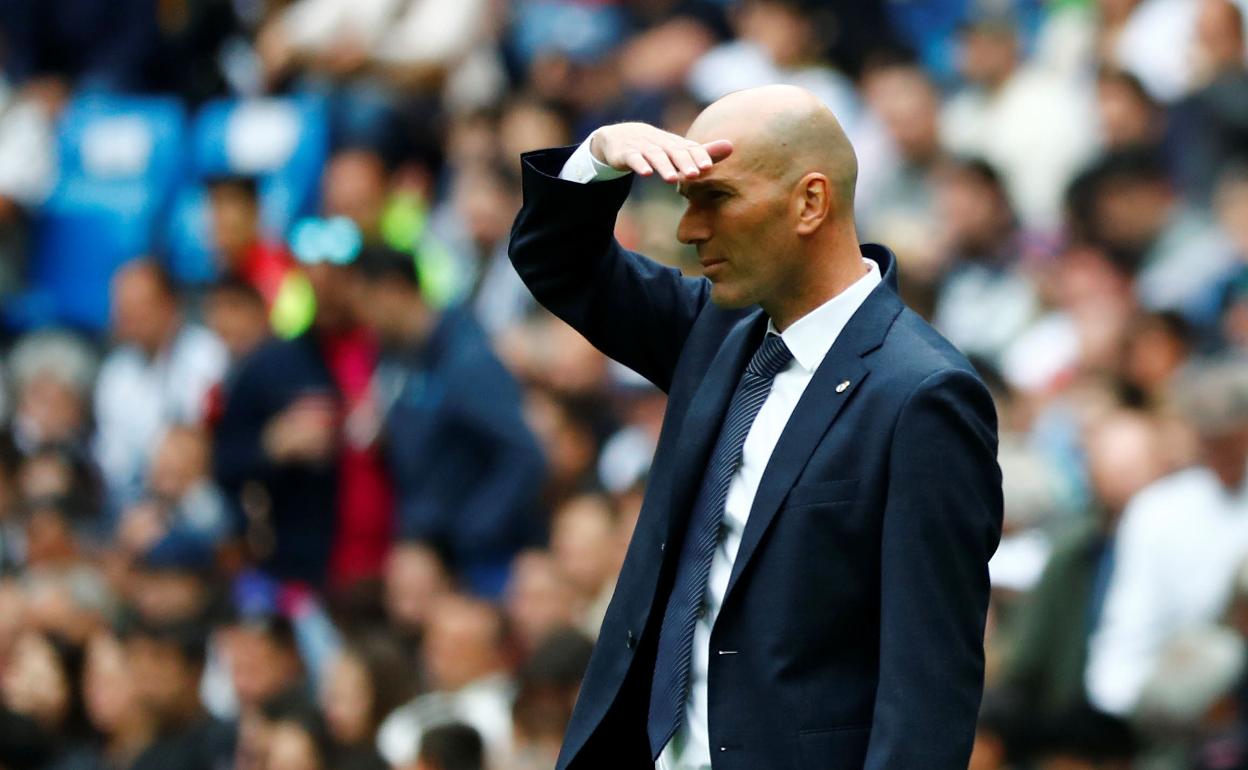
[589,122,733,184]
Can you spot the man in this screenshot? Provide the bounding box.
[508,85,1003,769]
[1086,359,1248,718]
[376,595,515,768]
[352,248,545,594]
[94,260,227,507]
[213,242,392,587]
[124,617,236,770]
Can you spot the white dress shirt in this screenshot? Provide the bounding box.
[1085,465,1248,716]
[560,140,882,769]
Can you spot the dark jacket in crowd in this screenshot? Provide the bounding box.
[381,305,545,582]
[213,333,339,586]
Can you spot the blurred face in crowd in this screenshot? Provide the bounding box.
[1096,71,1159,150]
[150,427,210,502]
[1092,175,1172,255]
[737,0,815,68]
[959,25,1019,89]
[500,100,570,163]
[505,551,580,652]
[384,542,452,635]
[323,150,388,239]
[863,65,941,164]
[353,272,428,349]
[1194,0,1246,76]
[1084,411,1167,518]
[208,182,261,266]
[452,163,521,252]
[524,391,597,493]
[205,284,269,360]
[2,631,71,730]
[305,261,365,332]
[111,263,179,356]
[23,506,78,566]
[550,495,620,598]
[126,635,201,727]
[934,162,1014,257]
[228,623,303,710]
[321,651,373,746]
[84,632,146,736]
[266,721,324,770]
[18,372,87,446]
[423,596,507,692]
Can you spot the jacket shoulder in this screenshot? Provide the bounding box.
[873,305,988,395]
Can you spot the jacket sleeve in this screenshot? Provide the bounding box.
[508,146,710,393]
[864,367,1003,769]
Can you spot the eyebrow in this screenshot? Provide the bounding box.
[676,179,734,198]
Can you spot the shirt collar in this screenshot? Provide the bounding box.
[766,258,882,372]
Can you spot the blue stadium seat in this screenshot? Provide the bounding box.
[7,95,187,332]
[166,96,329,285]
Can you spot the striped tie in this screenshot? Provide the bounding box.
[647,333,793,759]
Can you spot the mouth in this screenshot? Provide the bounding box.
[700,257,727,276]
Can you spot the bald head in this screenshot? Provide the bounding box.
[687,85,858,216]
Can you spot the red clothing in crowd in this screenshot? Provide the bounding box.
[322,326,395,587]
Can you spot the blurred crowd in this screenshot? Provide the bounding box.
[0,0,1247,769]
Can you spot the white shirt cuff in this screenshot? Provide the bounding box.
[558,130,631,183]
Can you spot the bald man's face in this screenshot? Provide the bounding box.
[676,125,801,310]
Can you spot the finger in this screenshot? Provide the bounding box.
[702,139,734,164]
[665,144,701,178]
[623,149,654,176]
[687,142,715,170]
[642,146,680,183]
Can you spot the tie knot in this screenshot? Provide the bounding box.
[746,334,792,379]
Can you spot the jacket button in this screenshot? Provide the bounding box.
[626,630,637,649]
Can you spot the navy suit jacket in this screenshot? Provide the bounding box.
[509,146,1004,770]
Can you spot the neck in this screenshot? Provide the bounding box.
[764,236,868,332]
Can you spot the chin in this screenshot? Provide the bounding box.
[708,283,755,310]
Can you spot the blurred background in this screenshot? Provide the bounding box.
[0,0,1245,768]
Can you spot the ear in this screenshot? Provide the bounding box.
[793,172,831,236]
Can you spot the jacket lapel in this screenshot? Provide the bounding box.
[661,310,768,546]
[722,253,905,603]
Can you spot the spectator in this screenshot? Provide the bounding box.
[383,540,453,649]
[6,330,96,458]
[1086,359,1248,717]
[411,722,484,770]
[205,175,313,340]
[1172,0,1248,204]
[320,633,415,767]
[353,247,545,592]
[930,157,1039,366]
[122,616,235,770]
[94,260,227,508]
[214,237,391,587]
[62,630,156,770]
[508,628,593,770]
[984,409,1166,762]
[376,594,514,768]
[117,426,231,555]
[941,8,1097,229]
[1071,149,1234,312]
[548,493,622,639]
[203,277,272,366]
[503,551,580,656]
[227,615,309,719]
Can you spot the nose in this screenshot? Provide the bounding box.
[677,205,711,246]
